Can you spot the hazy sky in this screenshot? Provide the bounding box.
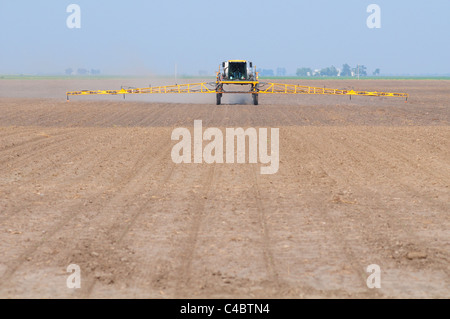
[1,0,449,76]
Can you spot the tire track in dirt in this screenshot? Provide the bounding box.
[0,103,48,126]
[250,165,281,286]
[281,127,381,297]
[131,107,167,127]
[349,130,449,210]
[0,129,78,168]
[0,131,171,290]
[0,128,141,225]
[155,161,289,298]
[115,108,221,297]
[0,134,61,153]
[379,127,450,158]
[328,129,450,284]
[0,135,163,288]
[81,145,176,297]
[171,105,220,296]
[40,127,173,298]
[330,129,450,271]
[1,129,109,182]
[127,103,177,128]
[0,129,86,226]
[285,127,448,295]
[0,126,48,140]
[92,103,152,127]
[342,128,447,208]
[93,107,135,127]
[358,128,450,187]
[173,166,216,297]
[115,166,176,245]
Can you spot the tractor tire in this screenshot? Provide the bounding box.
[216,93,222,105]
[252,93,259,106]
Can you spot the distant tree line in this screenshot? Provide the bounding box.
[296,64,381,77]
[257,68,274,77]
[65,68,101,75]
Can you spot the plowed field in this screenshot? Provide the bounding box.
[0,79,448,298]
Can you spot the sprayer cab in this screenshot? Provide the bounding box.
[219,60,256,81]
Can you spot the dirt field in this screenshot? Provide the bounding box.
[0,79,448,298]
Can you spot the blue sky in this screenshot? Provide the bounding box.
[1,0,449,75]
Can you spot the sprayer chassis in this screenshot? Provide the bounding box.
[215,80,259,105]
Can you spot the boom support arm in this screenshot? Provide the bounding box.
[257,83,409,98]
[66,82,215,99]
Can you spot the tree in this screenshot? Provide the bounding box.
[373,68,380,76]
[65,68,73,75]
[360,65,367,76]
[331,66,339,76]
[259,69,274,77]
[353,65,367,77]
[276,67,286,77]
[341,64,352,77]
[296,67,312,77]
[320,66,338,77]
[77,68,88,75]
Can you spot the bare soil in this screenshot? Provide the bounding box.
[0,79,448,298]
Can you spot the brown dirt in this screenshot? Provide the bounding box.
[0,79,448,298]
